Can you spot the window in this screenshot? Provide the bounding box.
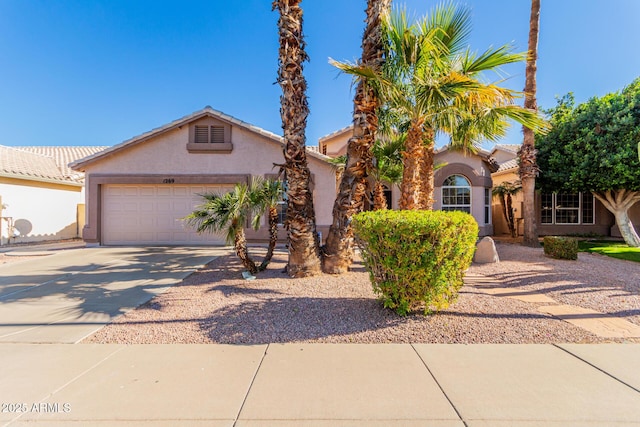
[484,188,491,224]
[540,193,595,225]
[442,175,471,213]
[277,180,288,226]
[383,186,393,209]
[321,144,327,155]
[276,201,287,226]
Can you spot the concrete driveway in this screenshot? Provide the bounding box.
[0,246,230,343]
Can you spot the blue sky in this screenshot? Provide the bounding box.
[1,0,639,150]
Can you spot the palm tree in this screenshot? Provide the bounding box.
[322,0,391,275]
[519,0,541,247]
[493,181,522,238]
[273,0,322,277]
[333,4,548,211]
[251,179,285,272]
[185,183,259,275]
[185,178,284,275]
[371,130,404,209]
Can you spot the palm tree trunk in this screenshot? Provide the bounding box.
[519,0,541,247]
[259,207,280,271]
[399,118,425,210]
[419,132,436,210]
[322,0,391,274]
[234,228,258,275]
[274,0,322,277]
[373,181,388,210]
[506,193,516,237]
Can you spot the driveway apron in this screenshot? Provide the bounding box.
[0,246,228,343]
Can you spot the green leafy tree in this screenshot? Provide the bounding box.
[185,178,285,274]
[537,79,640,247]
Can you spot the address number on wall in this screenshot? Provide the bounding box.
[162,178,175,184]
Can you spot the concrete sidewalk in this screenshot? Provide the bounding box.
[1,343,639,426]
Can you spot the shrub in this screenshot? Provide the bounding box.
[543,236,578,260]
[352,210,478,316]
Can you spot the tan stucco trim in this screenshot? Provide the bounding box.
[434,163,492,188]
[83,173,250,244]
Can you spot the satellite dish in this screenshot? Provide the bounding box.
[13,219,32,236]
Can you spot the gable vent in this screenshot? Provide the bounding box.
[195,126,209,143]
[211,126,225,143]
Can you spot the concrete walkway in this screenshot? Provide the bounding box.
[466,273,640,339]
[1,343,639,426]
[0,246,230,343]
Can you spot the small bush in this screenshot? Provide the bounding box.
[352,210,478,316]
[543,236,578,260]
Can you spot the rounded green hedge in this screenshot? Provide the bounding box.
[352,210,478,315]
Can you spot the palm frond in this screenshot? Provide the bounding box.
[462,45,527,75]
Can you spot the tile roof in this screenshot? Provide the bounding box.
[494,144,521,153]
[496,158,519,173]
[318,124,353,142]
[0,145,107,185]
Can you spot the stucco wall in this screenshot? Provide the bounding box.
[490,170,523,236]
[319,130,350,157]
[0,180,82,244]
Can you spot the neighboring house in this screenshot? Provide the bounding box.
[490,145,639,238]
[316,126,497,236]
[318,125,353,157]
[70,106,336,246]
[0,145,107,244]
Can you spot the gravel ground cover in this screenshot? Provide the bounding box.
[86,241,640,344]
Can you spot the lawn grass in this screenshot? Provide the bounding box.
[577,240,640,263]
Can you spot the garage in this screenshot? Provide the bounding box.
[101,184,232,245]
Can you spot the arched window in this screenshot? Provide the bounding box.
[442,175,471,213]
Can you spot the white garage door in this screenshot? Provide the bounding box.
[102,184,233,245]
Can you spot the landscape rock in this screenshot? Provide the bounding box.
[473,236,500,263]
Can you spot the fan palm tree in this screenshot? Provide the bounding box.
[185,178,284,275]
[332,4,548,211]
[273,0,322,277]
[371,130,404,209]
[519,0,541,247]
[185,183,259,275]
[251,179,285,272]
[493,181,522,238]
[323,0,391,274]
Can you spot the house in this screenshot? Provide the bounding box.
[490,145,640,238]
[70,107,336,246]
[0,145,107,244]
[317,126,497,236]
